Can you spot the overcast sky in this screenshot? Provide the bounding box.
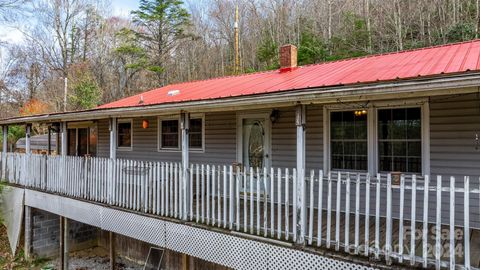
[0,0,140,45]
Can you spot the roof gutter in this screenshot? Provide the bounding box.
[2,72,480,125]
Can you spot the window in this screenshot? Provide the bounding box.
[117,120,132,149]
[159,116,204,151]
[189,118,203,149]
[378,107,421,173]
[160,119,179,149]
[330,111,368,170]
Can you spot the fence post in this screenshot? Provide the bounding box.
[181,112,190,220]
[464,176,470,270]
[295,104,306,245]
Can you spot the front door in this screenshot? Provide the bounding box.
[237,114,271,193]
[242,119,267,169]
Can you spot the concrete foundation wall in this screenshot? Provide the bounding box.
[30,208,98,258]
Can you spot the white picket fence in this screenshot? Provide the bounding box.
[1,152,479,270]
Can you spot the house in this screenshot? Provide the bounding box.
[15,133,58,154]
[1,41,480,269]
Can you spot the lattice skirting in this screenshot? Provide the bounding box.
[24,189,377,270]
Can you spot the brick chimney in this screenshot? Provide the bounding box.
[279,44,298,72]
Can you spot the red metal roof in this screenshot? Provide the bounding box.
[98,40,480,109]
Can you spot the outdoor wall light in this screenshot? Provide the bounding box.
[270,109,280,123]
[142,119,149,129]
[354,110,367,116]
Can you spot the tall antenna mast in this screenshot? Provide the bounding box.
[234,4,240,74]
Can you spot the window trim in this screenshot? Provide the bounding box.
[158,115,181,151]
[323,98,430,176]
[157,113,205,152]
[188,113,205,152]
[117,119,133,151]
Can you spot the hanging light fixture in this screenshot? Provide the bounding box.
[354,110,367,116]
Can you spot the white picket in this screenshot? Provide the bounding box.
[375,174,380,260]
[435,175,442,270]
[464,176,470,270]
[308,170,314,245]
[326,171,332,249]
[449,176,455,270]
[344,173,351,253]
[399,175,405,263]
[335,172,341,251]
[317,170,323,247]
[411,175,417,266]
[422,175,429,267]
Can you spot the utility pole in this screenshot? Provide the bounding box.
[234,5,240,74]
[63,77,68,112]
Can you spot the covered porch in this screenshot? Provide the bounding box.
[2,73,480,269]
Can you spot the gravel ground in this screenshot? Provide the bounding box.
[47,247,143,270]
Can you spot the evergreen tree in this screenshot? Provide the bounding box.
[131,0,191,86]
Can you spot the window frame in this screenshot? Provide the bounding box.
[157,113,205,152]
[329,110,369,172]
[158,115,181,151]
[117,119,133,151]
[377,107,422,174]
[323,99,430,176]
[188,113,205,152]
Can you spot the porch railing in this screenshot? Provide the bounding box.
[1,152,479,270]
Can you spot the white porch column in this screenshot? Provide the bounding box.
[25,124,31,154]
[2,125,7,179]
[109,117,117,160]
[61,122,67,156]
[295,104,306,245]
[181,112,190,220]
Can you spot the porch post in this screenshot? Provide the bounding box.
[181,112,190,220]
[24,206,32,259]
[295,104,306,245]
[109,117,117,160]
[63,217,69,270]
[109,231,116,270]
[61,122,67,156]
[2,125,7,179]
[25,124,31,154]
[47,126,52,155]
[59,217,64,270]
